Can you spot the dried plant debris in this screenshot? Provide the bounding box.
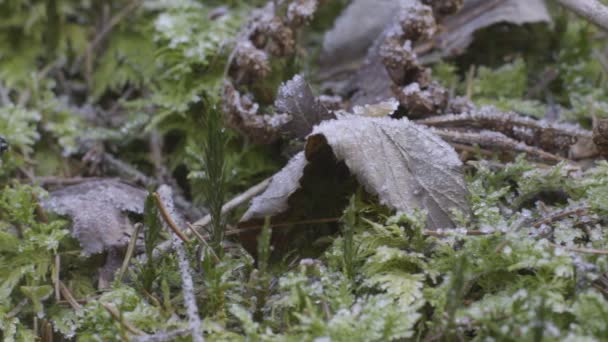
[223,81,290,144]
[417,107,592,156]
[321,0,549,70]
[434,129,565,162]
[274,74,335,140]
[434,0,550,56]
[225,1,326,143]
[321,0,550,99]
[593,118,608,157]
[241,108,470,231]
[224,75,333,144]
[41,179,146,256]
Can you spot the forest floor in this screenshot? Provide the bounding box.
[2,0,608,341]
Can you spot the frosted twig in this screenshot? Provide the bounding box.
[555,0,608,31]
[434,129,566,162]
[192,177,271,230]
[417,109,592,139]
[532,205,591,228]
[156,186,204,342]
[549,243,608,255]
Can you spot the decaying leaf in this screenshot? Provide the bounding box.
[320,0,550,88]
[241,109,469,230]
[434,0,551,57]
[224,75,334,143]
[274,74,335,139]
[42,179,146,256]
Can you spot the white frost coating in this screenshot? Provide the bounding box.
[156,186,204,342]
[313,116,468,228]
[41,180,146,256]
[241,113,470,229]
[241,152,307,222]
[352,98,399,117]
[402,83,421,96]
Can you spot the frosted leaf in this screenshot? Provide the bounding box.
[274,74,334,139]
[240,152,307,221]
[41,179,146,256]
[241,111,469,229]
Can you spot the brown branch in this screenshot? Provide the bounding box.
[153,193,190,243]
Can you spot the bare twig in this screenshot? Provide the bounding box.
[117,223,143,282]
[101,302,146,336]
[192,177,271,230]
[59,281,82,310]
[555,0,608,31]
[53,255,61,302]
[153,193,191,243]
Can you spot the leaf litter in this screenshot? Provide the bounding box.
[241,103,470,230]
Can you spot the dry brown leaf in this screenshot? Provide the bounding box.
[42,179,146,256]
[241,112,469,229]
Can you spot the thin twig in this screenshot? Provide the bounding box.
[6,299,28,319]
[54,255,61,302]
[434,129,566,162]
[59,281,82,310]
[101,302,146,336]
[549,243,608,255]
[555,0,608,31]
[117,223,143,282]
[532,205,591,228]
[186,222,221,262]
[191,177,271,230]
[153,193,190,243]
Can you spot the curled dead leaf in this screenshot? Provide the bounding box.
[240,104,470,252]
